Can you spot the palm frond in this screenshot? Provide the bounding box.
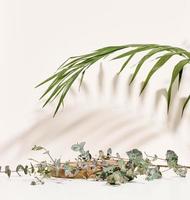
[181,95,190,117]
[167,59,190,112]
[37,44,190,116]
[178,68,183,89]
[140,52,175,94]
[129,46,173,84]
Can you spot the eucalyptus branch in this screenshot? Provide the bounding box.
[32,145,55,164]
[1,142,190,185]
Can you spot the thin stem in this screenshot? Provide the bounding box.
[144,152,166,161]
[34,176,44,184]
[43,148,55,164]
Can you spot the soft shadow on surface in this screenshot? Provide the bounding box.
[0,65,189,161]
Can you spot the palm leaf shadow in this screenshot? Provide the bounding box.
[0,64,187,161]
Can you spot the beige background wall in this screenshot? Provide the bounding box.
[1,0,190,164]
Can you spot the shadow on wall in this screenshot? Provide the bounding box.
[0,64,189,162]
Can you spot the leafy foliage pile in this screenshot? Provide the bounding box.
[0,142,189,185]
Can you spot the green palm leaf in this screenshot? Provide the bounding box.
[129,46,172,84]
[37,44,190,116]
[113,44,157,60]
[178,69,183,89]
[140,52,175,94]
[117,54,134,74]
[167,59,190,112]
[182,95,190,116]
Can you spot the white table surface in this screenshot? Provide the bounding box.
[1,172,190,200]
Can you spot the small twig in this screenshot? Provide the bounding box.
[144,152,166,161]
[34,176,44,184]
[43,148,55,164]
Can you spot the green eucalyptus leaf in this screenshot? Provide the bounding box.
[5,166,11,178]
[118,159,126,172]
[80,150,92,161]
[146,167,162,181]
[152,154,158,161]
[166,150,178,168]
[126,149,143,164]
[96,171,107,181]
[71,144,80,151]
[71,142,93,161]
[103,166,115,175]
[98,150,105,159]
[116,153,121,159]
[107,171,128,185]
[107,148,112,157]
[64,163,78,177]
[30,163,35,174]
[16,165,29,175]
[174,167,187,177]
[32,145,44,151]
[30,181,37,185]
[79,142,86,148]
[71,142,84,152]
[136,159,151,175]
[125,168,136,181]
